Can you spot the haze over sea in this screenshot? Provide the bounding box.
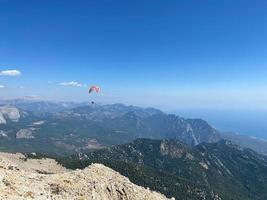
[173,109,267,140]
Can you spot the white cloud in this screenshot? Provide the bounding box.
[59,81,82,87]
[0,70,21,76]
[0,85,5,88]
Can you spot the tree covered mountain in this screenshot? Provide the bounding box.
[58,138,267,200]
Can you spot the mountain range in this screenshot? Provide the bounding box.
[0,99,267,156]
[1,99,267,199]
[0,100,220,155]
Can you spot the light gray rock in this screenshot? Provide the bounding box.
[0,131,7,137]
[0,106,21,124]
[0,152,170,200]
[16,128,35,139]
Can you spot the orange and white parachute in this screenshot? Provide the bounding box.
[88,86,100,94]
[88,86,100,104]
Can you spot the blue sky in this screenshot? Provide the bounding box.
[0,0,267,110]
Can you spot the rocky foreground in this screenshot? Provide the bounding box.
[0,152,170,200]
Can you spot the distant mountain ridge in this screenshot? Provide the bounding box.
[0,99,267,157]
[0,101,221,155]
[0,98,88,113]
[59,103,163,120]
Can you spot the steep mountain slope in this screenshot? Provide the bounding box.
[59,139,267,200]
[52,104,221,146]
[0,152,169,200]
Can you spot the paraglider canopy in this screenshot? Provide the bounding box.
[89,86,100,94]
[88,86,100,105]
